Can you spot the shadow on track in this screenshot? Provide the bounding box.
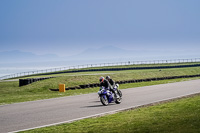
[81,102,116,108]
[82,105,103,108]
[89,101,101,103]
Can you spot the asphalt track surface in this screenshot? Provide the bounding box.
[1,79,200,133]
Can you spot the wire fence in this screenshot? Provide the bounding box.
[0,58,200,80]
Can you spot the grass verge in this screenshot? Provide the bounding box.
[1,65,200,105]
[21,93,200,133]
[0,77,199,105]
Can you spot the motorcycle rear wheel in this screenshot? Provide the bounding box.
[114,94,121,104]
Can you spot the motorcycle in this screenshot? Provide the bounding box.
[98,84,122,106]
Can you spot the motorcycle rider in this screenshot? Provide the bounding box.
[106,76,115,88]
[99,76,111,89]
[99,76,119,98]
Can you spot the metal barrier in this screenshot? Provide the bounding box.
[1,58,200,80]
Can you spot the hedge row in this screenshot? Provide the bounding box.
[49,74,200,91]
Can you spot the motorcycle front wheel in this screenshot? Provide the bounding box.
[117,89,122,97]
[100,95,109,106]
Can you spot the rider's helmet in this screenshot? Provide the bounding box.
[106,76,110,80]
[99,76,104,82]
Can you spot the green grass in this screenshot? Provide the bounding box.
[1,66,200,105]
[21,93,200,133]
[0,77,199,105]
[1,62,199,132]
[15,67,200,87]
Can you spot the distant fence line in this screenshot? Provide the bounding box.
[0,58,200,80]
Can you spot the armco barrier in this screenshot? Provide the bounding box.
[34,64,200,76]
[19,77,53,87]
[49,74,200,91]
[1,58,200,80]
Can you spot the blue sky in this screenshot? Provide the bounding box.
[0,0,200,57]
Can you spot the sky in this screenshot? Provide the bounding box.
[0,0,200,57]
